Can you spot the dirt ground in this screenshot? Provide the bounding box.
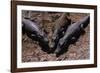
[22,11,90,62]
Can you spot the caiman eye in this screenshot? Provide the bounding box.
[59,39,64,46]
[71,37,76,40]
[80,24,84,28]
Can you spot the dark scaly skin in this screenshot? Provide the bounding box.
[50,13,71,53]
[22,18,50,52]
[55,15,90,57]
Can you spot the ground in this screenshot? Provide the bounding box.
[22,11,90,62]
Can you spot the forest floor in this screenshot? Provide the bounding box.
[22,12,90,62]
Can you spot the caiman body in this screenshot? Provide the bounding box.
[55,15,90,56]
[22,18,50,52]
[50,13,71,53]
